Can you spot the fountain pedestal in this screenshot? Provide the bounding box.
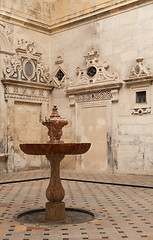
[20,106,91,222]
[45,153,65,221]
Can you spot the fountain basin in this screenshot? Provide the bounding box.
[20,143,91,155]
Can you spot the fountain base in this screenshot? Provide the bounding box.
[45,201,65,221]
[14,208,95,225]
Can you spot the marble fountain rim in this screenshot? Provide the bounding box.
[20,143,91,155]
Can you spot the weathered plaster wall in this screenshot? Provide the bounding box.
[0,0,152,33]
[49,3,153,174]
[0,22,51,172]
[1,0,153,174]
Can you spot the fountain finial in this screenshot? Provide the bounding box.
[42,105,68,143]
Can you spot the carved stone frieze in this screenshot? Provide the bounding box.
[75,90,112,103]
[2,80,50,102]
[124,58,153,84]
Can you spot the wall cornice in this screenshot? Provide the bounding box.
[0,0,153,35]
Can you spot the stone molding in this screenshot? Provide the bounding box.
[0,0,152,34]
[2,39,53,102]
[66,49,122,98]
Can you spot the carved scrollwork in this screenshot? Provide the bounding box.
[129,58,152,79]
[3,39,51,84]
[67,48,122,100]
[2,39,53,102]
[124,58,153,85]
[70,48,119,87]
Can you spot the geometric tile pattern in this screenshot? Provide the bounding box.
[1,170,153,239]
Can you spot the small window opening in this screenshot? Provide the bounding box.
[55,69,65,81]
[136,91,146,103]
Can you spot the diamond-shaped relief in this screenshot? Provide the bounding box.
[55,69,65,81]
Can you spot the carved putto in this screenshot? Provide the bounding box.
[3,39,51,84]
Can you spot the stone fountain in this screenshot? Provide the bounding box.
[20,106,91,222]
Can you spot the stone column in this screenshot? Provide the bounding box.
[45,153,65,221]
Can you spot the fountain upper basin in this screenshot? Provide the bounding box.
[20,143,91,155]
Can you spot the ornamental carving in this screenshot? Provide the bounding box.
[3,39,51,84]
[124,58,153,84]
[2,39,53,102]
[67,48,122,96]
[75,90,112,102]
[51,56,68,89]
[0,23,13,44]
[71,48,119,86]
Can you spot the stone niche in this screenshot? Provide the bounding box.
[1,39,53,172]
[66,49,122,172]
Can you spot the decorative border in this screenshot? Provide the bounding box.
[75,90,112,102]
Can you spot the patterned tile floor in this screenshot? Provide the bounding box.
[1,170,153,240]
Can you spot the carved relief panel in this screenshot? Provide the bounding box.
[2,39,52,102]
[66,48,122,103]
